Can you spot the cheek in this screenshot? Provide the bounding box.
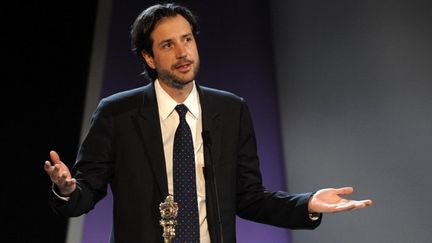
[189,47,199,59]
[158,52,175,62]
[154,56,172,70]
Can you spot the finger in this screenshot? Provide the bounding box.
[334,187,354,195]
[337,199,373,212]
[50,150,62,165]
[45,161,61,175]
[354,200,373,207]
[65,178,77,187]
[44,161,53,172]
[61,178,76,194]
[44,161,59,182]
[364,200,373,206]
[53,164,61,174]
[334,201,357,211]
[55,172,69,186]
[44,162,59,179]
[59,171,70,182]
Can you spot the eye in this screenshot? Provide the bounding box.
[162,42,172,49]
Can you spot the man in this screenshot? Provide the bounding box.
[44,3,372,243]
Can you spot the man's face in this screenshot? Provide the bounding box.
[142,15,200,89]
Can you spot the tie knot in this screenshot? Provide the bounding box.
[175,104,188,119]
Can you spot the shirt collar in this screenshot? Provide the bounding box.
[154,79,200,121]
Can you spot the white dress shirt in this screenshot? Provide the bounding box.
[154,79,210,242]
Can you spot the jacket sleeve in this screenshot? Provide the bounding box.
[49,99,115,217]
[235,100,321,229]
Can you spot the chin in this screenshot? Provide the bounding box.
[177,75,195,84]
[176,79,194,86]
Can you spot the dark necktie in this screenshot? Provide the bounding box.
[173,104,200,242]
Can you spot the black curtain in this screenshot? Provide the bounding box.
[4,1,98,242]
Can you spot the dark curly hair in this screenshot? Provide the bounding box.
[130,3,199,81]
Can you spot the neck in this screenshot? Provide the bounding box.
[158,79,193,103]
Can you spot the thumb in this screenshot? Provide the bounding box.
[334,187,354,195]
[49,150,62,165]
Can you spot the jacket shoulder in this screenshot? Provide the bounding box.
[199,85,244,104]
[95,83,153,115]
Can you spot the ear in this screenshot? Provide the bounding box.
[141,50,156,69]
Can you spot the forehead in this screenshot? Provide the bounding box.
[151,15,192,42]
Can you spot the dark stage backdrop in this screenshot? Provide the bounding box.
[4,1,98,243]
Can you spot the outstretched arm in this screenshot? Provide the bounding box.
[308,187,372,213]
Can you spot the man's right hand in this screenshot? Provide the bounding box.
[44,150,76,197]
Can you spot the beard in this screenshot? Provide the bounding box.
[156,58,200,89]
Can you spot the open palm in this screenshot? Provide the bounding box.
[308,187,372,213]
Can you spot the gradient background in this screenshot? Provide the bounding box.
[5,0,431,242]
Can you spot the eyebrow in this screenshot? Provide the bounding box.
[181,33,193,39]
[157,33,193,47]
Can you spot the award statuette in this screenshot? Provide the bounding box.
[159,195,178,243]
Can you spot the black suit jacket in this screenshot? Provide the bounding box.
[51,82,320,242]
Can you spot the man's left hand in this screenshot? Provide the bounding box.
[308,187,373,213]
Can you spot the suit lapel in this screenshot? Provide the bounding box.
[198,85,221,166]
[197,85,222,242]
[132,83,168,198]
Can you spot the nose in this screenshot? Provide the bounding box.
[175,43,187,59]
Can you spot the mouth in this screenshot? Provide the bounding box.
[174,61,193,73]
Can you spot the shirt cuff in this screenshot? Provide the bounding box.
[51,183,70,201]
[308,212,321,221]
